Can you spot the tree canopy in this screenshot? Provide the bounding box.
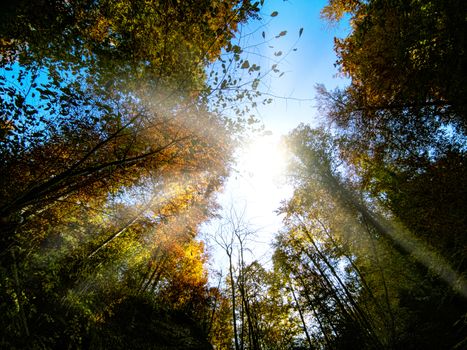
[0,0,263,348]
[1,0,466,349]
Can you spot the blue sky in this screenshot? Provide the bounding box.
[250,0,350,132]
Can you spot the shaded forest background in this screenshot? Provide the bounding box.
[0,0,466,349]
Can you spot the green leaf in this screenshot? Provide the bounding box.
[232,45,242,54]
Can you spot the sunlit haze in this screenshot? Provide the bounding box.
[239,135,287,191]
[206,134,292,267]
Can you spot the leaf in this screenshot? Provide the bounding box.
[241,60,250,69]
[270,11,278,17]
[262,31,265,39]
[274,51,283,56]
[232,45,242,54]
[299,27,304,37]
[252,78,260,90]
[278,30,287,37]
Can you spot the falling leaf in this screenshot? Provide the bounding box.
[252,78,260,90]
[277,30,287,38]
[270,11,278,17]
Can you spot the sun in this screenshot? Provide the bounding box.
[240,135,287,182]
[236,134,289,200]
[210,133,291,249]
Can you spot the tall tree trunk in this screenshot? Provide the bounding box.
[11,248,29,338]
[228,251,240,350]
[289,282,314,349]
[300,226,383,349]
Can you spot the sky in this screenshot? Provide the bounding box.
[202,0,351,270]
[250,0,350,130]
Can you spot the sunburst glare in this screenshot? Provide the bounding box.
[239,134,288,187]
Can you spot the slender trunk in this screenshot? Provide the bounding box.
[282,253,338,346]
[228,252,240,350]
[324,171,467,296]
[301,226,383,349]
[363,218,396,346]
[293,237,354,322]
[294,272,334,349]
[238,242,260,350]
[315,217,388,318]
[289,282,314,349]
[87,194,157,259]
[240,284,259,350]
[137,245,162,293]
[11,248,29,337]
[207,275,223,335]
[1,136,188,219]
[140,253,168,294]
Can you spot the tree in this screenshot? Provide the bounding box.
[211,204,307,350]
[212,206,253,350]
[318,2,467,254]
[322,0,466,123]
[277,124,467,348]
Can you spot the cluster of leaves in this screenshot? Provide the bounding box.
[0,0,262,91]
[0,0,269,349]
